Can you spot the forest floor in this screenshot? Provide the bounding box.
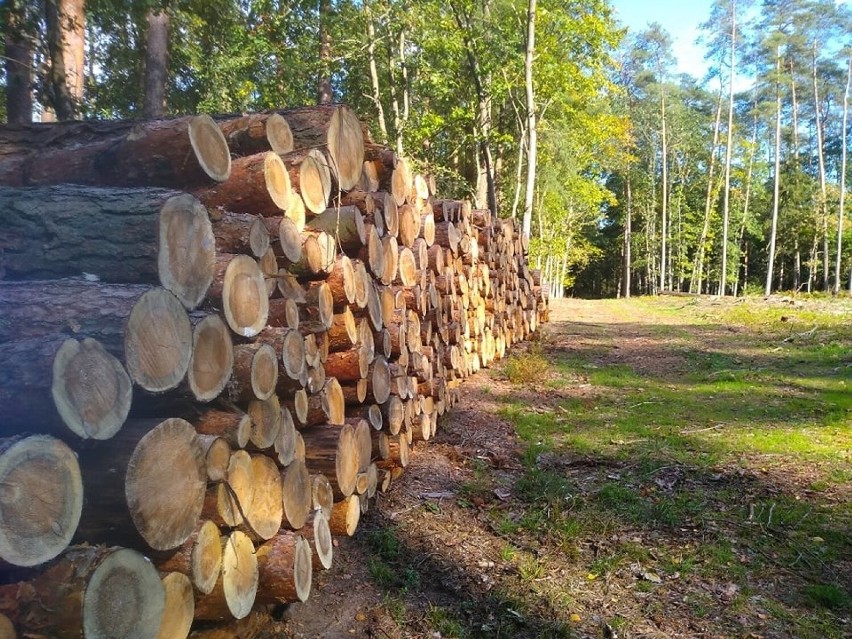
[195,295,851,639]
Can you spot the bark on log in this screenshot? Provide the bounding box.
[196,152,291,216]
[0,435,83,567]
[193,531,258,621]
[5,546,165,639]
[306,204,366,252]
[255,533,312,604]
[227,343,278,402]
[280,148,331,215]
[153,519,222,595]
[210,210,271,258]
[328,495,360,536]
[277,105,364,191]
[0,336,132,440]
[0,115,230,188]
[218,112,293,156]
[300,423,359,499]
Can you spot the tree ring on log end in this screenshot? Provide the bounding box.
[312,511,333,570]
[0,435,83,567]
[125,288,193,393]
[299,150,332,214]
[83,548,166,639]
[293,536,313,601]
[222,255,269,338]
[125,418,206,550]
[188,114,232,182]
[264,152,291,211]
[158,194,216,311]
[266,114,294,154]
[188,315,234,402]
[282,460,311,531]
[222,531,258,619]
[52,337,132,440]
[336,423,358,497]
[328,106,365,191]
[192,520,223,595]
[155,572,194,639]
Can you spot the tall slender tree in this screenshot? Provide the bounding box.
[521,0,538,242]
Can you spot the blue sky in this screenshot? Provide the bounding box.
[609,0,714,80]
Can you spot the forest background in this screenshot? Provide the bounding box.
[3,0,852,299]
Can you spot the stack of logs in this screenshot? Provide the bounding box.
[0,105,549,639]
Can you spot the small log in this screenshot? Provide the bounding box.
[278,104,365,191]
[194,409,251,449]
[398,204,421,248]
[247,395,282,450]
[303,511,334,570]
[328,495,360,536]
[155,573,193,639]
[218,112,293,156]
[380,235,399,285]
[154,519,222,595]
[0,435,83,567]
[255,533,312,604]
[1,114,230,187]
[196,151,291,215]
[243,456,283,541]
[200,435,230,483]
[0,335,132,441]
[210,210,270,258]
[311,474,334,520]
[187,314,233,402]
[208,254,269,338]
[228,343,278,402]
[306,205,366,252]
[281,460,312,531]
[323,346,368,382]
[281,148,331,215]
[193,531,258,621]
[300,423,359,499]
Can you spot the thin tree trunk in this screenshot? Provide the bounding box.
[812,44,829,291]
[143,9,170,119]
[660,85,668,291]
[510,120,526,220]
[5,1,33,124]
[317,0,333,105]
[836,55,851,295]
[521,0,537,241]
[720,1,736,296]
[766,46,783,297]
[692,88,724,293]
[45,0,84,120]
[734,106,758,297]
[364,0,389,144]
[623,171,632,298]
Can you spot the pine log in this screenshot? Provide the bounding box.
[155,572,194,639]
[0,188,214,309]
[398,203,420,248]
[277,105,364,191]
[328,495,360,536]
[208,254,269,338]
[0,279,147,353]
[193,531,258,621]
[255,533,312,604]
[360,160,380,192]
[6,546,165,639]
[243,456,283,541]
[196,151,291,215]
[187,314,234,402]
[311,474,334,520]
[306,204,366,252]
[218,112,293,156]
[210,210,270,258]
[382,395,405,435]
[385,157,412,206]
[0,435,83,567]
[194,409,251,449]
[365,356,391,404]
[0,114,230,188]
[247,395,282,450]
[124,287,193,393]
[199,435,230,482]
[0,336,132,440]
[303,511,333,570]
[273,407,298,467]
[380,235,399,285]
[326,307,358,352]
[260,215,303,263]
[300,423,359,498]
[227,343,277,402]
[323,346,368,382]
[281,460,312,531]
[204,449,254,528]
[281,148,331,215]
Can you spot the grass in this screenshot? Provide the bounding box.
[361,295,852,639]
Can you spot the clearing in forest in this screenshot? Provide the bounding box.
[264,296,851,639]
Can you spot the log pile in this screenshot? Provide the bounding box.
[0,105,549,638]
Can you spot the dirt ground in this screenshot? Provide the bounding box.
[190,297,851,639]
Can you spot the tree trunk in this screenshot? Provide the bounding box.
[720,1,735,296]
[836,55,851,294]
[766,47,783,297]
[364,0,389,143]
[317,0,333,106]
[521,0,537,242]
[44,0,84,121]
[812,44,829,291]
[623,171,632,298]
[143,9,170,119]
[4,1,33,124]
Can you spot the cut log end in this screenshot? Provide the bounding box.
[192,520,223,595]
[329,105,366,191]
[267,113,294,154]
[158,194,216,310]
[221,531,259,619]
[188,315,234,402]
[222,255,269,338]
[155,573,194,639]
[311,511,334,570]
[52,337,132,440]
[124,288,193,393]
[0,435,83,567]
[189,114,232,182]
[264,152,292,211]
[125,418,207,551]
[293,536,313,602]
[299,150,332,214]
[83,547,166,639]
